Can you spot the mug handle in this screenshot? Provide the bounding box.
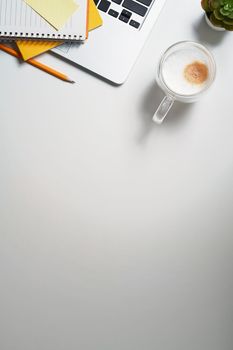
[152,95,174,124]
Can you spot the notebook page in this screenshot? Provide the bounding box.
[0,0,87,41]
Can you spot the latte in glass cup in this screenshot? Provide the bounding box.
[152,41,216,124]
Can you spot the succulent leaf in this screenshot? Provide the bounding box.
[214,8,225,19]
[223,17,233,23]
[211,0,221,9]
[209,12,224,25]
[220,8,230,15]
[223,22,233,29]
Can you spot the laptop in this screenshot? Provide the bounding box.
[53,0,166,84]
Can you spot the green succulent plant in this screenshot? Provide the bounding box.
[201,0,233,30]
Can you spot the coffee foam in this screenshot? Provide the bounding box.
[162,48,210,96]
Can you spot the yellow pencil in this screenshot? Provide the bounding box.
[0,43,75,83]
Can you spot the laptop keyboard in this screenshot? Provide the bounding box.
[95,0,154,29]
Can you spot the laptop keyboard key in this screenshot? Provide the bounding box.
[121,9,132,18]
[137,0,153,6]
[119,14,130,23]
[108,9,119,17]
[112,0,123,4]
[94,0,100,5]
[98,0,111,12]
[129,19,140,28]
[122,0,147,16]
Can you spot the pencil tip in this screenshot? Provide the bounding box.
[69,80,75,84]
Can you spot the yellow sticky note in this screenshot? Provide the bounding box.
[25,0,78,30]
[17,0,102,61]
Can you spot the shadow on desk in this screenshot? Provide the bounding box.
[138,81,192,143]
[193,15,227,47]
[50,51,120,87]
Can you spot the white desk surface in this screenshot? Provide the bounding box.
[1,1,233,349]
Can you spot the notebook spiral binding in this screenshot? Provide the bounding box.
[0,32,84,41]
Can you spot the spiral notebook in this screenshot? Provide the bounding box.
[0,0,88,42]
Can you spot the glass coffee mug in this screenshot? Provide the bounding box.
[152,41,216,124]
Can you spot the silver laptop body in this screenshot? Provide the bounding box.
[53,0,166,84]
